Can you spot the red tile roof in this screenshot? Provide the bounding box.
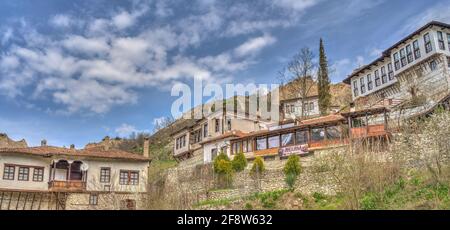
[299,114,346,126]
[0,146,150,162]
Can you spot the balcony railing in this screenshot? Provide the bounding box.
[48,180,86,192]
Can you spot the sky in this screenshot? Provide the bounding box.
[1,0,450,147]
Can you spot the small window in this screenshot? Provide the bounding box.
[119,170,139,185]
[311,128,325,142]
[256,137,267,150]
[447,33,450,52]
[18,167,29,181]
[367,74,373,91]
[387,63,394,81]
[211,148,218,160]
[247,139,253,152]
[413,40,421,59]
[353,80,358,97]
[394,52,400,70]
[381,67,387,84]
[268,136,280,148]
[400,48,407,67]
[103,185,111,192]
[424,33,432,53]
[447,56,450,68]
[406,44,413,63]
[281,133,294,146]
[89,194,98,205]
[295,131,308,145]
[309,102,314,111]
[3,165,15,180]
[437,31,445,50]
[215,119,220,133]
[243,140,248,153]
[375,70,380,87]
[100,167,111,183]
[429,60,437,71]
[227,119,232,131]
[203,124,208,138]
[32,168,44,182]
[360,77,365,94]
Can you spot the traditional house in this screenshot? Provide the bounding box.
[342,21,450,121]
[0,140,150,210]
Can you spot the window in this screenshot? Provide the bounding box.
[291,105,295,113]
[311,128,325,142]
[175,138,179,150]
[375,70,380,87]
[89,194,98,205]
[100,167,111,183]
[295,131,308,145]
[394,52,400,70]
[400,48,407,67]
[360,77,365,94]
[3,165,15,180]
[424,33,432,53]
[381,67,387,84]
[191,129,202,144]
[388,63,394,81]
[447,57,450,68]
[268,136,280,148]
[232,142,242,154]
[406,44,413,63]
[243,140,248,153]
[17,167,29,181]
[215,119,220,133]
[326,127,341,140]
[309,102,314,112]
[104,185,111,191]
[176,135,186,149]
[211,148,218,160]
[119,170,139,185]
[447,33,450,52]
[353,80,358,97]
[429,60,437,71]
[32,168,44,182]
[437,31,445,50]
[367,74,373,91]
[281,133,294,146]
[203,124,208,138]
[247,139,253,152]
[227,119,232,131]
[256,137,267,150]
[413,40,421,59]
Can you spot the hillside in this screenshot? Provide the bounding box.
[0,133,27,148]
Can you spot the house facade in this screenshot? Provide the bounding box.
[343,21,450,116]
[0,143,150,210]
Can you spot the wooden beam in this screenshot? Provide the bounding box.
[38,193,43,210]
[23,192,29,210]
[0,191,4,209]
[7,192,13,210]
[31,193,36,210]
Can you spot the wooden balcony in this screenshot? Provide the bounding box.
[351,124,388,138]
[48,180,86,192]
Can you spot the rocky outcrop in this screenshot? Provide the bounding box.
[0,133,28,148]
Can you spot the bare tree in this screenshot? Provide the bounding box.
[279,48,317,119]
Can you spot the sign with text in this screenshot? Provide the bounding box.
[279,144,309,158]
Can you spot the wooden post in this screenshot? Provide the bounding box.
[7,192,13,210]
[15,192,21,210]
[31,193,36,210]
[38,193,43,210]
[23,192,29,210]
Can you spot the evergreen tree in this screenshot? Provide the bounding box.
[318,38,331,115]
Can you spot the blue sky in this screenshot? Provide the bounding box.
[1,0,449,147]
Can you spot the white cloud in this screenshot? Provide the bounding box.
[273,0,320,11]
[112,11,135,30]
[62,35,110,56]
[50,14,73,28]
[115,123,139,137]
[370,48,383,57]
[235,34,277,57]
[1,27,13,44]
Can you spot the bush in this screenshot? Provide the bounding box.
[213,153,233,188]
[360,193,379,210]
[284,155,302,190]
[232,152,248,172]
[251,156,265,175]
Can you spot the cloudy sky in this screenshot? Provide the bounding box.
[1,0,449,147]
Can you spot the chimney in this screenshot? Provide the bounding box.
[41,139,47,147]
[143,137,150,158]
[70,144,75,149]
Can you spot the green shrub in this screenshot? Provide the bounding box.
[360,193,379,210]
[284,155,301,190]
[251,156,265,175]
[231,152,248,172]
[213,152,233,188]
[244,203,253,210]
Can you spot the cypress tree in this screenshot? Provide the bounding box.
[318,38,331,115]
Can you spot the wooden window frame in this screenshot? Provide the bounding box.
[367,74,373,91]
[437,31,445,50]
[89,193,98,205]
[18,167,30,181]
[32,167,44,182]
[394,52,400,70]
[424,33,432,53]
[406,44,413,63]
[100,167,111,183]
[119,170,139,185]
[400,48,407,67]
[413,40,421,59]
[3,165,15,180]
[353,80,358,97]
[360,77,365,94]
[387,63,394,81]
